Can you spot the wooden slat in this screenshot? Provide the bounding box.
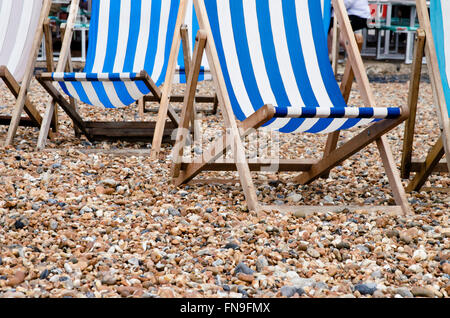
[376,136,412,215]
[0,116,39,127]
[410,159,448,173]
[151,0,188,158]
[181,159,318,172]
[401,29,426,179]
[407,137,445,192]
[264,205,403,216]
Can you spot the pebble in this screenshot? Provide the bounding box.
[411,287,435,298]
[256,256,269,272]
[280,286,305,298]
[0,77,447,299]
[354,283,377,296]
[234,263,255,275]
[394,287,414,298]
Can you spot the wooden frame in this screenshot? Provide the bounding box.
[172,0,412,215]
[2,0,54,146]
[400,0,450,191]
[35,0,194,152]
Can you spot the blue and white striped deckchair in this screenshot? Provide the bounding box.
[173,0,410,214]
[1,0,53,145]
[36,0,193,149]
[401,0,450,190]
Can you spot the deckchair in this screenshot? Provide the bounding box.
[1,0,53,146]
[172,0,411,215]
[400,0,450,191]
[36,0,191,154]
[139,0,218,116]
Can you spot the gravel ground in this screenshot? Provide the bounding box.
[0,63,448,298]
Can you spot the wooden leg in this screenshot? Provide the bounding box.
[37,100,56,150]
[172,31,208,178]
[138,98,145,119]
[406,137,445,192]
[321,34,362,179]
[376,136,412,215]
[401,29,426,179]
[212,94,219,114]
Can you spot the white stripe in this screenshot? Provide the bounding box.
[296,0,334,108]
[80,82,103,106]
[123,82,146,101]
[102,82,128,108]
[293,118,320,133]
[217,1,254,118]
[91,0,110,72]
[133,0,152,72]
[7,3,33,76]
[243,0,287,131]
[63,82,83,103]
[113,0,131,73]
[441,0,450,88]
[269,0,304,107]
[320,119,348,134]
[150,1,171,80]
[0,0,13,52]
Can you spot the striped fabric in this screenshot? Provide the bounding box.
[54,0,180,109]
[175,0,211,83]
[321,0,332,35]
[431,0,450,118]
[0,0,43,82]
[204,0,401,134]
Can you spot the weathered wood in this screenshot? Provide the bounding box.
[37,0,81,150]
[172,30,208,178]
[410,159,448,172]
[269,205,403,217]
[401,29,426,179]
[181,158,317,172]
[44,17,58,133]
[151,0,188,158]
[376,136,412,215]
[406,137,445,192]
[333,0,377,109]
[322,34,363,179]
[0,116,39,127]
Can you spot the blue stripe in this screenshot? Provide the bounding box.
[122,0,141,73]
[102,0,121,72]
[71,82,93,106]
[322,0,332,36]
[431,0,450,118]
[204,0,246,121]
[256,1,290,109]
[229,0,265,114]
[309,0,346,108]
[143,0,162,78]
[84,0,100,71]
[155,0,180,86]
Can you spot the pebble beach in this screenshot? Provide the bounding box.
[0,62,448,298]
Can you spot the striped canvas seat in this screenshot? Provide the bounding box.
[0,0,43,82]
[431,0,450,119]
[175,0,211,83]
[203,0,402,134]
[52,0,181,109]
[321,0,332,35]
